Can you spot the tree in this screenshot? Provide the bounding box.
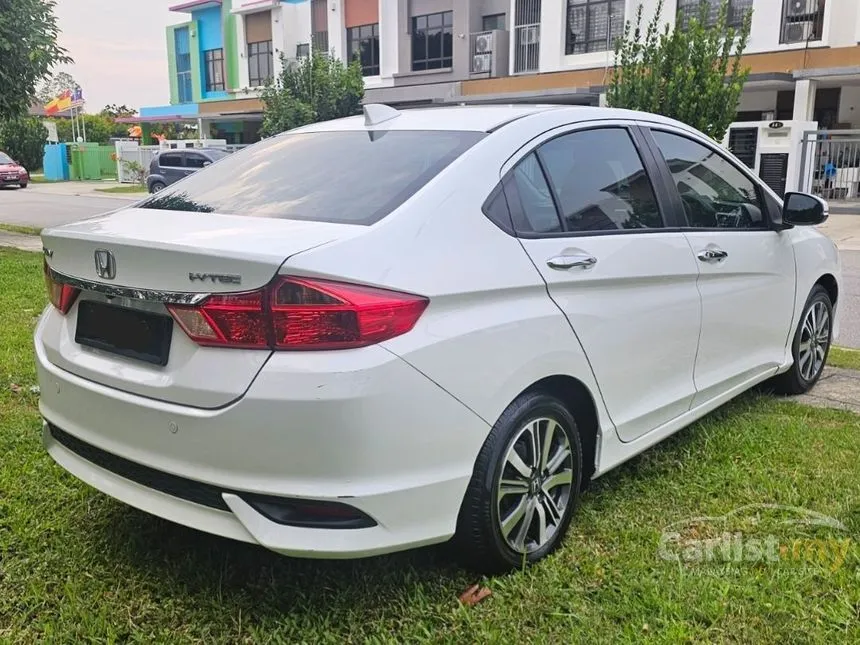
[607,0,751,141]
[0,118,48,170]
[261,52,364,137]
[36,71,80,105]
[51,114,129,144]
[0,0,71,119]
[101,104,137,119]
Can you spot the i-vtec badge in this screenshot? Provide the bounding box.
[188,272,242,285]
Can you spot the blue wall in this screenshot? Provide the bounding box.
[193,6,225,99]
[140,103,199,118]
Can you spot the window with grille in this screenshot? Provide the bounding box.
[676,0,753,29]
[204,49,225,92]
[780,0,825,43]
[411,11,453,71]
[347,23,380,76]
[565,0,625,55]
[248,41,273,87]
[311,0,329,53]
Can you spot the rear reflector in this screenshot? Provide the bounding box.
[44,261,80,314]
[167,276,428,350]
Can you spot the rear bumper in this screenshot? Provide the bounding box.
[36,323,490,558]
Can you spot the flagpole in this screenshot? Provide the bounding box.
[81,106,87,143]
[71,105,78,143]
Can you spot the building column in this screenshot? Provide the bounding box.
[793,79,818,123]
[328,0,346,61]
[272,5,287,79]
[236,13,250,90]
[379,0,399,78]
[539,0,565,74]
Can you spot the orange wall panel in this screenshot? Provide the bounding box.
[345,0,379,28]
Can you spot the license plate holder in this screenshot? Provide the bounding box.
[75,300,173,366]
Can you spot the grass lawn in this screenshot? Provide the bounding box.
[1,247,859,643]
[95,184,147,194]
[829,346,860,371]
[0,223,42,236]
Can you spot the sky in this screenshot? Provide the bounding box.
[52,0,186,113]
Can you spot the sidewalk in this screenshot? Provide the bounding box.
[818,213,860,251]
[795,366,860,414]
[0,231,42,252]
[29,180,142,201]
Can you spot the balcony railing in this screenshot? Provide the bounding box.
[513,23,540,74]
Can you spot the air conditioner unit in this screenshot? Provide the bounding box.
[787,0,816,17]
[785,21,813,42]
[522,25,539,45]
[475,32,494,53]
[472,53,492,73]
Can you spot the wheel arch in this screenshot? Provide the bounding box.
[520,374,600,486]
[815,273,838,306]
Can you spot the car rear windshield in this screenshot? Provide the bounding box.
[139,130,485,225]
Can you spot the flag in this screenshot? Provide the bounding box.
[44,89,73,116]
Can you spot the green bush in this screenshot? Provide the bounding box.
[0,117,47,170]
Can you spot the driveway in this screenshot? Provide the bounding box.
[0,182,139,229]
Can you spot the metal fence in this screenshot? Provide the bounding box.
[799,130,860,201]
[513,0,541,73]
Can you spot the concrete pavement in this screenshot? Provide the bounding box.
[0,182,139,230]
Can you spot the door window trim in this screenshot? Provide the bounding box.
[639,125,777,231]
[497,122,678,239]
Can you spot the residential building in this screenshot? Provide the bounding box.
[136,0,860,142]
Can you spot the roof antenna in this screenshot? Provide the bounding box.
[363,104,401,127]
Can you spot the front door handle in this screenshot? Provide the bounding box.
[697,248,728,263]
[547,254,598,270]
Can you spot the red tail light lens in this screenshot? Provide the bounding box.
[167,277,428,350]
[43,262,80,314]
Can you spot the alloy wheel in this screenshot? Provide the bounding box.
[496,417,574,554]
[798,301,830,381]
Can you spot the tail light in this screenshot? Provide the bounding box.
[167,276,428,350]
[43,262,80,314]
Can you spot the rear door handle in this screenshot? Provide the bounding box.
[547,254,598,270]
[697,248,728,263]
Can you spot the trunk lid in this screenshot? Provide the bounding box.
[39,209,364,408]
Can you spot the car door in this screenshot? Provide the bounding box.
[644,128,796,405]
[157,152,185,185]
[506,124,702,442]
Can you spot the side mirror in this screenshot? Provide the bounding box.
[783,192,828,226]
[202,161,211,167]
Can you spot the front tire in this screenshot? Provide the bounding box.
[454,392,582,573]
[18,182,27,189]
[770,284,833,395]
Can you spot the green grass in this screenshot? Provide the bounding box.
[95,184,147,194]
[28,175,48,183]
[0,223,41,236]
[828,346,860,371]
[2,247,860,643]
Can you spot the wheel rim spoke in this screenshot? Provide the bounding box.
[497,416,575,554]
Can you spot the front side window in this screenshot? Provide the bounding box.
[780,0,825,43]
[204,48,225,92]
[140,131,484,225]
[248,41,273,87]
[537,128,663,232]
[185,153,209,169]
[652,130,766,229]
[676,0,753,29]
[412,11,453,71]
[565,0,625,55]
[347,23,380,76]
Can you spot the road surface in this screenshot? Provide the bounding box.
[0,184,136,230]
[1,184,858,348]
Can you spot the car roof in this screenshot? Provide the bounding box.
[290,104,696,134]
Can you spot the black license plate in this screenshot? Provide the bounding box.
[75,301,173,366]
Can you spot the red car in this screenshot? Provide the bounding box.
[0,151,29,188]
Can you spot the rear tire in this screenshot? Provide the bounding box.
[769,284,832,395]
[149,181,166,194]
[454,392,582,574]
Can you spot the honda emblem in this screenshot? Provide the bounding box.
[94,249,116,280]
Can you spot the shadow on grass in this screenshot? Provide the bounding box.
[82,392,770,615]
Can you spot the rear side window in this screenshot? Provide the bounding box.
[537,128,663,232]
[141,130,485,225]
[159,154,183,168]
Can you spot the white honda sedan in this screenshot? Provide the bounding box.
[36,105,840,572]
